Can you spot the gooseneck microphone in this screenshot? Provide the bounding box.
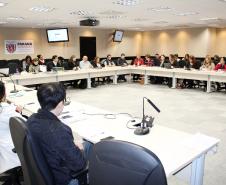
[134,97,160,136]
[9,74,19,93]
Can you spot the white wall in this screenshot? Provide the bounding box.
[1,26,226,60]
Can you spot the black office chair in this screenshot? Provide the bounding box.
[89,140,167,185]
[8,63,18,75]
[9,117,88,185]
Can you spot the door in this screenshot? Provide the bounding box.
[80,37,96,61]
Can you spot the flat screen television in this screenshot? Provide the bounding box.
[113,30,124,42]
[46,28,69,43]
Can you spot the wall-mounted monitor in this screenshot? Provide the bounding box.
[46,28,69,43]
[113,30,124,42]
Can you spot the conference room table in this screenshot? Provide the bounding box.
[4,82,220,185]
[4,66,226,93]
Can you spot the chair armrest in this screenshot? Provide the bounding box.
[72,165,88,179]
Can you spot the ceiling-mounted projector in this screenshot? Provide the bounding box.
[80,19,100,26]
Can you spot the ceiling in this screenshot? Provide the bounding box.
[1,0,226,31]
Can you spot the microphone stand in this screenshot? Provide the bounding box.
[134,97,160,136]
[9,75,19,93]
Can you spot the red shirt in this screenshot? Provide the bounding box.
[133,58,144,66]
[214,63,226,71]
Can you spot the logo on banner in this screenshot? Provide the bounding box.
[6,43,17,53]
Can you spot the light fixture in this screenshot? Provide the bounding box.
[133,18,149,22]
[99,10,124,15]
[200,17,221,21]
[0,2,7,7]
[148,6,172,12]
[104,15,126,19]
[174,12,199,16]
[7,17,24,21]
[0,21,7,24]
[113,0,139,6]
[153,21,168,24]
[29,6,55,12]
[70,10,94,16]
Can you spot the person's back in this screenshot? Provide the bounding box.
[26,109,85,185]
[26,83,87,185]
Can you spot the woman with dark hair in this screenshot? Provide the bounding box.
[22,55,32,72]
[37,54,45,65]
[0,81,23,174]
[68,55,78,70]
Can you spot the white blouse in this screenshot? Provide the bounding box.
[0,102,22,173]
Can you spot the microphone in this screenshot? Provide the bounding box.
[9,74,19,93]
[134,97,160,136]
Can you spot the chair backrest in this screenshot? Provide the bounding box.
[8,63,18,75]
[9,117,54,185]
[89,140,167,185]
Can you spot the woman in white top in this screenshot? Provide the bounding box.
[200,55,215,71]
[0,81,22,174]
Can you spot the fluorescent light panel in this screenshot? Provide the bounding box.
[7,17,24,21]
[149,6,172,12]
[174,12,199,16]
[0,2,7,7]
[30,6,55,12]
[113,0,139,6]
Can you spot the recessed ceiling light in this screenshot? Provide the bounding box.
[200,17,221,21]
[0,2,7,7]
[29,6,55,12]
[7,17,24,21]
[153,21,168,24]
[103,15,126,19]
[99,10,124,15]
[113,0,139,6]
[148,6,172,12]
[174,12,199,16]
[0,21,7,24]
[133,18,149,21]
[70,10,94,16]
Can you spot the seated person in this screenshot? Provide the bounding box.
[37,54,45,65]
[101,54,115,67]
[169,54,179,68]
[0,81,23,174]
[214,57,226,91]
[185,55,200,88]
[200,55,215,71]
[26,83,92,185]
[215,57,226,71]
[131,55,144,81]
[153,53,160,66]
[29,58,40,74]
[22,55,32,72]
[159,55,169,68]
[68,55,79,70]
[91,57,102,69]
[46,55,62,72]
[144,54,154,67]
[101,54,115,83]
[116,53,128,82]
[79,56,97,88]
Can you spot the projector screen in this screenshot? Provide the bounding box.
[113,30,124,42]
[46,28,69,43]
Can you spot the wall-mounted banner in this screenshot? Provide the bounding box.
[5,40,34,54]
